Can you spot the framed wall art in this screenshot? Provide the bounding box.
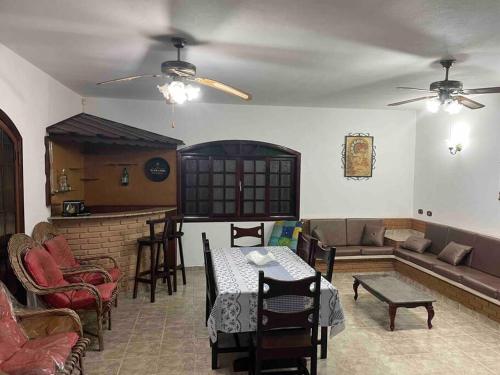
[341,133,376,180]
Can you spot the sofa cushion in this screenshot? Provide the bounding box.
[335,246,361,256]
[395,248,438,270]
[437,242,472,266]
[401,236,431,253]
[43,235,79,268]
[44,282,117,310]
[24,246,67,288]
[310,219,346,247]
[1,332,78,375]
[73,267,121,285]
[469,235,500,278]
[425,223,449,255]
[360,246,394,256]
[432,262,465,283]
[446,228,477,266]
[0,286,28,365]
[460,269,500,299]
[268,220,303,251]
[346,219,383,246]
[361,224,385,247]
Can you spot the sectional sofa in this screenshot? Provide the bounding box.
[304,218,500,303]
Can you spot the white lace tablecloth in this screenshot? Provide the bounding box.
[207,246,345,342]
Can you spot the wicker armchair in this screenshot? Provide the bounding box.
[0,282,90,374]
[32,222,122,286]
[8,234,117,351]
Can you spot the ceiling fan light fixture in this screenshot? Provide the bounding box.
[426,98,440,113]
[157,81,199,105]
[444,99,462,114]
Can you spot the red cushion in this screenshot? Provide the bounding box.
[43,235,79,268]
[74,267,121,285]
[0,288,28,365]
[24,247,66,288]
[44,282,117,310]
[1,332,78,375]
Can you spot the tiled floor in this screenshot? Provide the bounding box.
[84,269,500,374]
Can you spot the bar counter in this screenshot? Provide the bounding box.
[49,206,177,290]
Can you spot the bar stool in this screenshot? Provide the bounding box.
[133,215,173,303]
[167,215,186,292]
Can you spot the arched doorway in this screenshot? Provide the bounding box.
[0,109,25,303]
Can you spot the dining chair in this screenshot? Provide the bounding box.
[252,270,321,375]
[202,232,249,369]
[230,223,265,247]
[310,242,337,359]
[296,232,318,266]
[201,232,212,324]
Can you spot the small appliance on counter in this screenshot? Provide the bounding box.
[62,200,90,217]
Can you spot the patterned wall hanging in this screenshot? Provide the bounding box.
[341,133,376,180]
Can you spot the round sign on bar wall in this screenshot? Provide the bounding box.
[144,157,170,182]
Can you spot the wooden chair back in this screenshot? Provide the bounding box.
[255,271,321,368]
[296,232,318,266]
[169,215,184,235]
[7,234,45,295]
[230,223,264,247]
[313,245,337,283]
[145,213,172,244]
[32,222,59,244]
[202,233,217,305]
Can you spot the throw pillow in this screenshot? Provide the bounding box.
[401,236,432,253]
[361,224,385,247]
[437,241,473,265]
[268,220,303,251]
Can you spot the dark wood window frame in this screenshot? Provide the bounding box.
[177,140,301,222]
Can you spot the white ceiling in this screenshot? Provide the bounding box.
[2,0,500,108]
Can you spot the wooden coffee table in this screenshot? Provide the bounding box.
[353,274,436,331]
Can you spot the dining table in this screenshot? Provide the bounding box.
[207,245,346,359]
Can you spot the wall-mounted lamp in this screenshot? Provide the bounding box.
[447,122,469,155]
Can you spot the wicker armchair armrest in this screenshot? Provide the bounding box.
[35,282,103,312]
[17,308,83,338]
[77,255,119,269]
[63,266,112,283]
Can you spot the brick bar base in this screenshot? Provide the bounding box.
[50,209,172,291]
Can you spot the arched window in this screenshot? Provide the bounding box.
[177,140,300,221]
[0,109,24,302]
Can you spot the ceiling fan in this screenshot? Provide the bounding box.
[97,37,252,104]
[388,59,500,113]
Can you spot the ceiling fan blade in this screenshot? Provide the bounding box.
[97,74,163,85]
[194,77,252,100]
[456,95,485,109]
[387,96,437,106]
[462,87,500,95]
[397,86,433,92]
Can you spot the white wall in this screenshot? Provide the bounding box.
[413,96,500,237]
[86,97,416,265]
[0,44,81,232]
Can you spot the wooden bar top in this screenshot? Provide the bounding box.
[49,206,177,221]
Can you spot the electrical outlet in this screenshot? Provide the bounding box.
[426,210,433,217]
[418,209,423,214]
